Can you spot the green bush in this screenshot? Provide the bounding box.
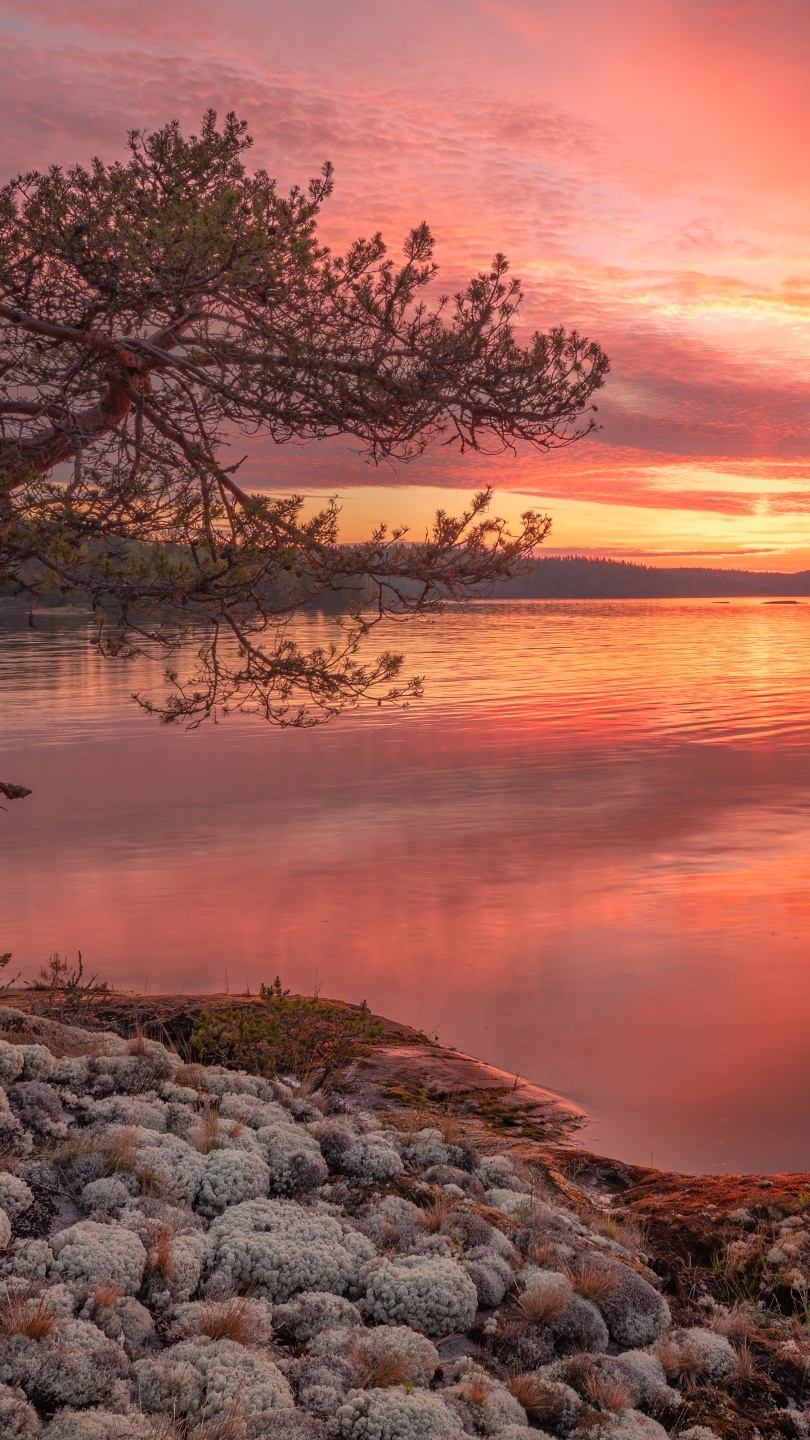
[191,979,384,1085]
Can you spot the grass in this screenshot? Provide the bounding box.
[458,1374,493,1405]
[146,1225,176,1284]
[506,1371,566,1419]
[92,1281,122,1310]
[0,1292,57,1340]
[581,1370,631,1413]
[192,1299,263,1346]
[511,1280,569,1325]
[562,1257,618,1306]
[346,1333,421,1390]
[102,1126,139,1176]
[417,1193,455,1234]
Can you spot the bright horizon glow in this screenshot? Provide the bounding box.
[3,0,810,566]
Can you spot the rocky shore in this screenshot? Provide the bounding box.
[0,996,807,1439]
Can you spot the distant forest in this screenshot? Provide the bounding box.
[491,556,810,599]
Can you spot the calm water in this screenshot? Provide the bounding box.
[2,599,810,1175]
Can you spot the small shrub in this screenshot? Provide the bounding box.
[26,950,111,1018]
[191,981,383,1086]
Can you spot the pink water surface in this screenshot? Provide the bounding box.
[2,599,810,1173]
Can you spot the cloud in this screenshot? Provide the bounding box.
[2,0,810,552]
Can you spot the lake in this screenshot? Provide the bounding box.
[2,598,810,1175]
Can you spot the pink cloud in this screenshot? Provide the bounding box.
[2,0,810,553]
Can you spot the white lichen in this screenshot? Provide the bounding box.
[363,1255,478,1337]
[49,1221,146,1295]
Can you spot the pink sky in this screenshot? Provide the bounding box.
[3,0,810,566]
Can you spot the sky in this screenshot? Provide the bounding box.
[3,0,810,567]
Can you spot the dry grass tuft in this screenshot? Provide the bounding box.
[136,1162,165,1198]
[526,1239,552,1269]
[582,1369,631,1412]
[52,1133,95,1168]
[0,1293,57,1341]
[562,1257,618,1306]
[175,1063,208,1091]
[102,1126,139,1176]
[92,1281,122,1310]
[654,1337,702,1388]
[418,1193,454,1234]
[146,1226,176,1283]
[594,1213,646,1252]
[458,1374,493,1406]
[511,1280,569,1326]
[709,1306,758,1342]
[731,1339,760,1384]
[439,1114,463,1145]
[127,1030,149,1055]
[193,1299,262,1346]
[185,1414,246,1440]
[346,1334,417,1390]
[506,1371,571,1424]
[191,1106,225,1155]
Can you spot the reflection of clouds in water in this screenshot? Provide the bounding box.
[2,601,810,1173]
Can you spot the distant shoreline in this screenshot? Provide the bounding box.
[490,555,810,600]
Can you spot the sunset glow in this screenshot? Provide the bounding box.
[2,0,810,565]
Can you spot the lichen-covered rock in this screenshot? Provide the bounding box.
[16,1048,56,1083]
[49,1221,146,1294]
[0,1043,25,1087]
[85,1095,168,1132]
[310,1324,440,1386]
[0,1090,32,1157]
[401,1129,465,1171]
[0,1173,34,1223]
[205,1198,374,1301]
[218,1092,289,1129]
[79,1178,131,1213]
[0,1318,129,1410]
[117,1127,205,1204]
[43,1410,153,1440]
[88,1052,176,1096]
[340,1134,404,1183]
[363,1255,478,1337]
[444,1373,528,1435]
[334,1385,464,1439]
[660,1326,737,1382]
[4,1239,50,1281]
[254,1124,328,1195]
[193,1147,270,1218]
[595,1262,670,1348]
[134,1337,294,1421]
[0,1381,41,1438]
[463,1246,514,1308]
[274,1291,363,1343]
[575,1413,668,1440]
[475,1154,527,1191]
[79,1292,154,1348]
